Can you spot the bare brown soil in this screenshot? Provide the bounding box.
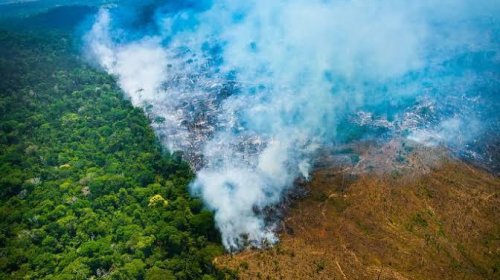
[217,158,500,279]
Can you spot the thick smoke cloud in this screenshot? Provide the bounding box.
[84,0,500,250]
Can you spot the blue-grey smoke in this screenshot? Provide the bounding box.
[84,0,500,250]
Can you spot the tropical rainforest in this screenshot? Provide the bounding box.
[1,1,499,280]
[0,4,231,279]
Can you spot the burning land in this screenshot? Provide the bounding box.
[1,0,499,279]
[216,143,500,279]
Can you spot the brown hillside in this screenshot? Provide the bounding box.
[217,159,500,279]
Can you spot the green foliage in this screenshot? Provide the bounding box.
[0,28,230,279]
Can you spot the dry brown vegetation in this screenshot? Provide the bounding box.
[217,157,500,279]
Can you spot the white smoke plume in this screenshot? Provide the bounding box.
[84,0,500,250]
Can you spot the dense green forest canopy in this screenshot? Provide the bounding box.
[0,1,109,20]
[0,6,232,279]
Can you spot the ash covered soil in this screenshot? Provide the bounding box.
[216,143,500,280]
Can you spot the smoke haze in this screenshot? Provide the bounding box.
[84,0,500,250]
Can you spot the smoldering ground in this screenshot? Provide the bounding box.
[84,0,500,250]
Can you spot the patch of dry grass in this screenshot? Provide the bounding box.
[217,160,500,279]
